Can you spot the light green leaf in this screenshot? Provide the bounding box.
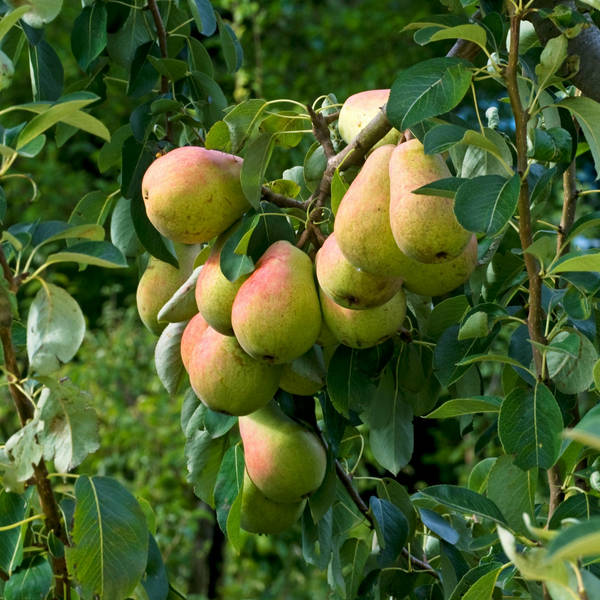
[458,311,489,339]
[4,420,44,482]
[27,283,85,375]
[241,133,274,209]
[429,24,488,51]
[425,396,501,418]
[154,322,186,396]
[0,490,29,575]
[462,566,504,600]
[563,414,600,451]
[57,109,110,142]
[461,130,513,175]
[550,250,600,273]
[546,517,600,562]
[45,240,127,269]
[535,35,568,91]
[0,6,30,43]
[185,430,228,507]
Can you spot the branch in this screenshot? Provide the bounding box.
[147,0,168,94]
[260,185,305,210]
[307,105,335,159]
[557,160,578,255]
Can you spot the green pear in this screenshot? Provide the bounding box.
[141,147,249,244]
[188,327,282,416]
[320,287,406,349]
[338,89,401,148]
[239,401,326,503]
[7,0,62,28]
[231,241,322,364]
[316,232,402,309]
[280,345,326,396]
[389,139,471,263]
[399,235,478,297]
[136,244,200,335]
[241,470,306,535]
[0,50,14,91]
[195,235,247,335]
[180,313,209,373]
[334,144,407,277]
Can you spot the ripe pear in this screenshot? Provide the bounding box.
[241,470,306,535]
[389,139,471,263]
[280,345,326,396]
[334,144,406,277]
[239,401,326,503]
[141,147,249,244]
[399,235,478,297]
[136,244,200,335]
[231,241,322,364]
[320,287,406,349]
[180,313,209,372]
[195,235,247,335]
[338,89,401,148]
[316,233,402,309]
[188,327,282,416]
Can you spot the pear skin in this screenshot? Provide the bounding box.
[389,139,471,263]
[136,243,200,335]
[180,313,209,372]
[188,327,282,416]
[196,236,247,335]
[316,233,402,309]
[334,145,407,277]
[320,288,406,349]
[280,345,326,396]
[239,401,326,503]
[241,470,306,535]
[231,241,322,364]
[338,89,401,148]
[399,235,478,297]
[142,147,249,244]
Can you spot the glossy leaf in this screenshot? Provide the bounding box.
[0,490,28,574]
[71,3,108,71]
[420,508,459,544]
[546,517,600,562]
[4,556,52,600]
[241,133,274,209]
[187,0,217,36]
[461,566,503,600]
[370,497,408,567]
[45,240,127,268]
[425,396,501,418]
[29,40,63,101]
[155,322,186,396]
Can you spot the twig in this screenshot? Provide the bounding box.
[447,38,481,61]
[147,0,168,93]
[307,105,335,159]
[557,160,578,255]
[260,186,305,210]
[324,112,340,124]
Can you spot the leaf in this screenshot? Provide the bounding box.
[547,329,597,394]
[28,40,63,101]
[428,24,488,50]
[66,476,149,600]
[218,15,243,73]
[425,396,501,418]
[223,98,266,153]
[4,556,52,600]
[154,322,186,396]
[419,508,459,544]
[370,497,408,567]
[27,283,85,375]
[4,420,44,482]
[0,6,30,43]
[563,414,600,451]
[32,221,104,246]
[36,378,100,473]
[546,517,600,562]
[158,267,200,324]
[71,3,108,71]
[551,250,600,273]
[241,133,274,209]
[498,383,563,470]
[219,215,256,282]
[187,0,217,36]
[449,563,504,600]
[454,174,519,235]
[423,124,466,154]
[142,534,169,600]
[426,295,470,339]
[535,35,568,90]
[338,538,369,600]
[387,57,473,130]
[557,97,600,179]
[214,444,244,534]
[45,240,127,269]
[331,168,349,216]
[419,485,506,524]
[0,490,28,574]
[70,191,115,228]
[461,566,504,600]
[461,130,513,174]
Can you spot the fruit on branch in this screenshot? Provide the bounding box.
[316,233,402,309]
[141,147,249,244]
[188,327,282,416]
[389,138,470,263]
[180,313,209,372]
[0,50,14,91]
[334,144,406,277]
[231,241,322,364]
[7,0,62,28]
[320,287,406,349]
[398,235,478,297]
[240,470,306,535]
[338,89,400,148]
[136,244,200,335]
[239,401,327,503]
[195,235,247,335]
[279,345,326,396]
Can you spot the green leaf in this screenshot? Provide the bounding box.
[0,6,30,43]
[370,497,408,567]
[70,191,114,227]
[387,57,473,130]
[331,168,349,216]
[468,457,496,494]
[425,396,501,418]
[187,0,217,36]
[148,56,188,82]
[557,97,600,179]
[27,283,85,375]
[4,420,44,483]
[214,444,244,534]
[226,485,243,553]
[428,24,488,50]
[4,556,52,600]
[240,133,274,209]
[142,534,169,600]
[420,507,459,544]
[219,215,256,282]
[535,35,568,90]
[461,566,504,600]
[423,124,466,154]
[338,538,369,600]
[33,221,104,246]
[218,15,243,73]
[564,414,600,451]
[426,295,470,339]
[454,173,519,235]
[36,378,100,473]
[498,383,563,470]
[45,240,127,268]
[28,40,63,101]
[71,3,108,71]
[223,98,266,153]
[551,250,600,273]
[546,517,600,562]
[461,130,513,174]
[186,37,214,77]
[188,71,227,126]
[547,329,597,394]
[419,485,506,524]
[0,490,28,574]
[66,476,149,600]
[154,322,186,396]
[458,311,488,340]
[449,563,504,600]
[579,0,600,9]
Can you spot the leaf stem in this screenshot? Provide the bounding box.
[0,514,45,531]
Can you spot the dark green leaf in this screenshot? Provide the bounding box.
[45,240,127,269]
[71,3,108,71]
[148,57,189,82]
[423,124,466,154]
[69,191,114,228]
[4,556,52,600]
[241,133,274,209]
[219,215,256,282]
[128,41,159,98]
[142,534,169,600]
[425,396,501,418]
[155,322,186,396]
[223,98,266,153]
[420,508,459,544]
[187,0,217,36]
[370,497,408,567]
[28,40,63,101]
[218,15,243,73]
[214,444,244,534]
[188,71,227,126]
[185,37,214,77]
[0,490,28,574]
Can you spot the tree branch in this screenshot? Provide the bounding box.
[557,160,578,255]
[307,105,335,159]
[260,186,306,210]
[147,0,168,94]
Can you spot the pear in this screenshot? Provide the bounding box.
[141,147,249,244]
[316,233,402,309]
[280,346,326,396]
[6,0,62,28]
[231,241,322,364]
[136,243,200,335]
[180,313,209,372]
[241,470,306,535]
[334,144,407,277]
[338,89,401,148]
[239,401,326,503]
[0,50,14,91]
[195,235,247,335]
[399,235,478,297]
[188,327,282,416]
[389,139,471,263]
[320,287,406,349]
